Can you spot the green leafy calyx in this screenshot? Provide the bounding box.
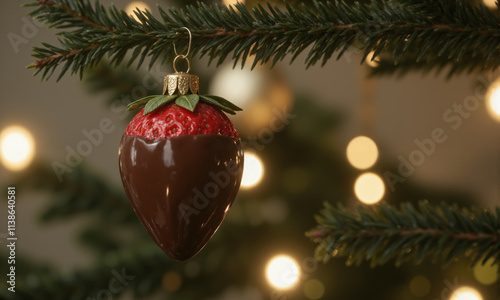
[127,94,242,115]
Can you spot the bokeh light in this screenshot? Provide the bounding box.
[162,271,182,292]
[346,136,379,169]
[210,64,263,109]
[409,275,431,297]
[241,152,264,188]
[450,286,483,300]
[486,81,500,122]
[126,1,151,21]
[0,125,35,171]
[303,279,325,299]
[473,258,499,285]
[266,255,300,289]
[223,0,245,5]
[209,63,293,136]
[483,0,498,9]
[366,51,379,67]
[354,172,385,204]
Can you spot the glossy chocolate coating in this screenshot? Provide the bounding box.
[119,134,243,261]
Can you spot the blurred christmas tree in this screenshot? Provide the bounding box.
[1,0,500,299]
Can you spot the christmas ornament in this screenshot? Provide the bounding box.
[119,28,244,261]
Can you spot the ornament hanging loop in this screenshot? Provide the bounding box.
[164,27,199,95]
[173,55,191,73]
[173,27,192,73]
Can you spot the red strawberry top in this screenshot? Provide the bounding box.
[125,102,239,139]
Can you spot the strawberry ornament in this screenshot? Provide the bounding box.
[119,28,244,261]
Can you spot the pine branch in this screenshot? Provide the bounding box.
[26,0,500,80]
[306,201,500,269]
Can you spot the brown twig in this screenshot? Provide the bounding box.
[306,228,500,243]
[37,0,113,32]
[33,44,100,69]
[201,23,488,39]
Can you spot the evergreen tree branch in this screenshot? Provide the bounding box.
[306,201,500,269]
[26,0,500,80]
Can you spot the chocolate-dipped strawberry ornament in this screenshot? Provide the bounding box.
[119,28,244,261]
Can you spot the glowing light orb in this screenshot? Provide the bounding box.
[450,286,483,300]
[266,255,300,289]
[223,0,245,5]
[241,152,264,188]
[346,136,379,169]
[366,51,379,67]
[486,81,500,122]
[0,126,35,171]
[162,271,182,292]
[354,172,385,204]
[483,0,498,9]
[473,258,499,285]
[126,1,151,21]
[209,64,264,109]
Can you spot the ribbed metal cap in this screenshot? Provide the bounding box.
[163,72,199,96]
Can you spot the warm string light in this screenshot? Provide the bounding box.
[354,172,385,204]
[473,258,499,285]
[162,271,182,292]
[346,136,379,169]
[483,0,498,9]
[210,65,262,109]
[125,1,151,21]
[241,152,264,188]
[209,63,293,136]
[346,136,383,204]
[449,286,483,300]
[222,0,245,5]
[265,255,300,289]
[486,80,500,122]
[350,64,380,204]
[365,50,379,67]
[0,126,35,171]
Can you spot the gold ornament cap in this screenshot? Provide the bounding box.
[163,72,199,95]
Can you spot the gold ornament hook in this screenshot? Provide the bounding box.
[174,27,192,57]
[172,27,192,73]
